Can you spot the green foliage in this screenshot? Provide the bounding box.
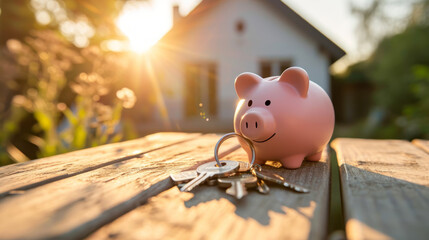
[335,61,372,84]
[0,0,142,166]
[370,26,427,108]
[334,0,429,139]
[0,31,136,165]
[337,22,429,139]
[0,0,37,45]
[62,0,121,41]
[368,24,429,138]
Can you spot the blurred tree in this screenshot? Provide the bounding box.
[0,1,140,165]
[337,0,429,139]
[350,0,425,55]
[368,23,429,138]
[1,31,135,165]
[0,0,125,48]
[0,0,36,44]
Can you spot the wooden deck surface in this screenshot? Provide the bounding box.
[331,138,429,240]
[0,133,428,240]
[0,133,330,240]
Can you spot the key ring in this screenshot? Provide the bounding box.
[214,132,256,167]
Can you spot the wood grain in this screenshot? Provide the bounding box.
[87,148,331,240]
[0,132,199,197]
[0,134,240,240]
[412,139,429,153]
[331,138,429,240]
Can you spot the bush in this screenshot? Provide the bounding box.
[0,30,136,165]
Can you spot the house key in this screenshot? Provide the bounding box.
[251,165,310,193]
[217,173,257,199]
[256,178,270,194]
[180,160,239,192]
[238,161,251,172]
[204,162,253,187]
[170,170,198,184]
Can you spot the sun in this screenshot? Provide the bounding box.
[116,1,171,53]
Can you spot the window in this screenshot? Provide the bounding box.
[279,60,292,73]
[259,60,292,78]
[235,20,245,34]
[184,63,217,118]
[260,62,272,78]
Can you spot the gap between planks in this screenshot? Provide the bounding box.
[0,134,240,240]
[331,138,429,240]
[0,132,201,198]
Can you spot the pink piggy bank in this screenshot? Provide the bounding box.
[233,67,334,169]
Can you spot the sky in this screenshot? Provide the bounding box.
[280,0,412,72]
[117,0,410,73]
[282,0,362,72]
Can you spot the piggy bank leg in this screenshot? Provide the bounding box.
[305,151,323,162]
[280,154,305,169]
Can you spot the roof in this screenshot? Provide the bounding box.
[157,0,346,63]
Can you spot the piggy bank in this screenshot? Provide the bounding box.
[233,67,334,169]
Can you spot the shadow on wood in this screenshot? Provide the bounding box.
[332,138,429,240]
[339,164,429,240]
[184,162,324,226]
[88,158,330,240]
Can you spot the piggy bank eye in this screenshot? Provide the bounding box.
[248,100,253,107]
[265,100,271,106]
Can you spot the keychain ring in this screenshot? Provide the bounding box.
[214,132,256,167]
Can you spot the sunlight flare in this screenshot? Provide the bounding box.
[116,1,171,53]
[144,56,171,128]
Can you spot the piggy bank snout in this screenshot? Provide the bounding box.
[240,109,276,141]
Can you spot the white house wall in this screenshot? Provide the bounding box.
[151,0,331,128]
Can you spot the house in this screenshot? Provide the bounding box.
[141,0,345,133]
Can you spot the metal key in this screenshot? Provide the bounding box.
[238,161,251,172]
[170,170,198,184]
[239,162,269,194]
[206,179,218,186]
[180,160,239,192]
[217,173,257,199]
[251,166,310,193]
[256,178,270,194]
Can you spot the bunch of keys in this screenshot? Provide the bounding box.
[170,133,310,199]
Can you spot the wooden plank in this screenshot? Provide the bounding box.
[0,134,241,240]
[331,138,429,240]
[87,148,331,240]
[412,139,429,153]
[0,132,200,197]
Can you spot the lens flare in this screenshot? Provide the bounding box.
[116,1,171,53]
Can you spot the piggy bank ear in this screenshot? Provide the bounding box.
[279,67,309,98]
[235,72,262,99]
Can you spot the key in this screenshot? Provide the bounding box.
[238,161,251,172]
[256,178,270,194]
[217,173,257,199]
[177,179,215,189]
[251,166,310,193]
[180,160,239,192]
[206,178,218,186]
[170,170,198,184]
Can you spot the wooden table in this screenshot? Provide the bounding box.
[0,133,428,240]
[331,138,429,240]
